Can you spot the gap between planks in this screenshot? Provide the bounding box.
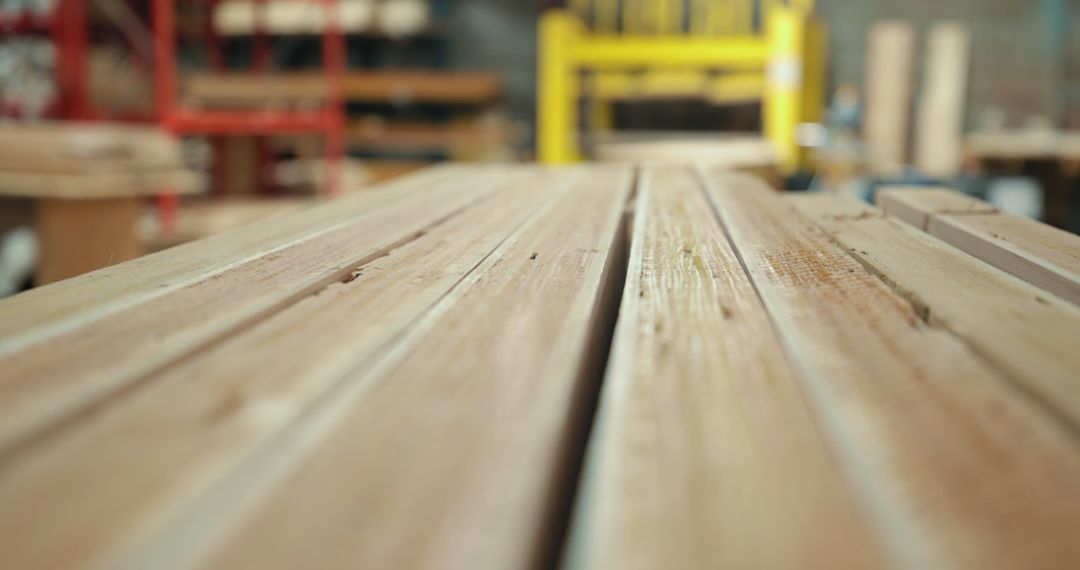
[180,166,633,570]
[566,167,886,569]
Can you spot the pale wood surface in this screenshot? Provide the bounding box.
[0,168,560,570]
[594,134,778,168]
[0,169,205,199]
[914,23,970,178]
[36,197,141,285]
[566,167,885,569]
[966,131,1080,161]
[791,192,1080,431]
[141,198,318,252]
[864,21,915,175]
[712,173,1080,569]
[878,188,1080,305]
[184,71,503,107]
[0,123,199,199]
[0,165,461,350]
[0,165,487,452]
[0,122,184,174]
[877,186,997,230]
[929,213,1080,305]
[0,165,1078,570]
[196,166,631,570]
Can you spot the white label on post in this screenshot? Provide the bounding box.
[769,57,803,89]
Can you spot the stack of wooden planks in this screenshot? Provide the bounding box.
[183,71,504,108]
[1,165,1079,569]
[0,122,201,199]
[0,122,204,284]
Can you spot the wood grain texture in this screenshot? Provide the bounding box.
[193,166,631,570]
[928,213,1080,305]
[793,193,1080,427]
[0,164,462,351]
[706,170,1080,569]
[877,187,997,230]
[878,188,1080,305]
[2,165,1079,570]
[0,165,499,454]
[565,167,885,570]
[0,170,558,570]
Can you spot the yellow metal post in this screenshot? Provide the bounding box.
[539,10,580,164]
[765,5,806,174]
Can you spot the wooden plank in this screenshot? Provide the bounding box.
[142,198,317,253]
[184,71,503,107]
[0,122,185,174]
[928,214,1080,305]
[0,165,502,453]
[864,21,916,175]
[565,167,885,569]
[36,197,142,285]
[914,23,971,178]
[878,188,1080,305]
[0,169,204,199]
[0,168,559,570]
[345,120,508,154]
[705,170,1080,568]
[0,164,461,350]
[790,192,1080,430]
[213,0,431,37]
[220,136,259,196]
[191,167,631,570]
[594,134,778,168]
[966,130,1080,161]
[877,187,996,230]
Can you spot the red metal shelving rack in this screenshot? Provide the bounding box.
[1,1,72,119]
[2,0,166,121]
[153,0,347,197]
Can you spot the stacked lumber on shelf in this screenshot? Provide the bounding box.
[0,122,201,198]
[214,0,431,37]
[183,71,510,160]
[2,165,1080,569]
[0,122,203,283]
[183,71,503,108]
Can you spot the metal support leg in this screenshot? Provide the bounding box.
[539,10,579,164]
[765,6,806,175]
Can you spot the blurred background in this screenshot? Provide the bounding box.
[0,0,1076,296]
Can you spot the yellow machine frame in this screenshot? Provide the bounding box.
[539,0,825,173]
